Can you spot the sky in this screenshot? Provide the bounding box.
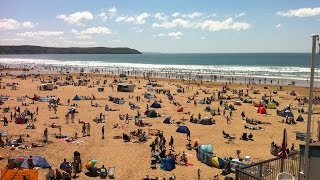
[0,0,319,53]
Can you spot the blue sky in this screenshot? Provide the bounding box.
[0,0,319,53]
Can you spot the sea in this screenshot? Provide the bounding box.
[0,53,319,87]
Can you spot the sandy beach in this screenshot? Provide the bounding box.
[0,68,319,180]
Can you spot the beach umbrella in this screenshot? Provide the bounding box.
[85,159,98,170]
[279,128,287,159]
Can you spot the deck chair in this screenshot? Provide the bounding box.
[108,167,115,179]
[0,130,8,137]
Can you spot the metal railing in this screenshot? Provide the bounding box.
[236,152,300,180]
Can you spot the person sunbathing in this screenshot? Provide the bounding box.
[222,131,230,138]
[17,135,24,144]
[26,123,35,129]
[139,132,147,142]
[51,123,61,128]
[66,133,78,142]
[180,152,188,165]
[31,142,44,147]
[185,140,192,150]
[123,133,131,142]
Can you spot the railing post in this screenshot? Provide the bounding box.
[259,163,263,179]
[236,169,239,180]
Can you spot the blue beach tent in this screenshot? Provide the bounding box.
[176,126,190,134]
[163,117,171,124]
[160,156,176,171]
[19,156,50,169]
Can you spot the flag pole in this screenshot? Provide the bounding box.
[302,34,318,180]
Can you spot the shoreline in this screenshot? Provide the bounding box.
[0,64,316,88]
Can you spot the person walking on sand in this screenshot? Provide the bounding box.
[44,128,48,143]
[82,123,86,137]
[169,136,174,150]
[102,126,105,139]
[87,123,91,136]
[197,169,202,180]
[227,116,231,124]
[187,131,191,141]
[65,114,69,124]
[71,113,75,123]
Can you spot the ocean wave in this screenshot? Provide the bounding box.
[0,57,317,83]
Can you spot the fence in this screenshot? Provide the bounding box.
[236,152,300,180]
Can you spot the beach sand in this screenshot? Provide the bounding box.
[0,70,319,179]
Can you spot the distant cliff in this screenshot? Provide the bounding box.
[0,45,142,54]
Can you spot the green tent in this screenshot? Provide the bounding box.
[267,103,276,109]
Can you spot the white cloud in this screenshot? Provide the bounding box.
[277,7,320,17]
[156,33,166,37]
[0,18,36,30]
[0,19,20,30]
[17,31,64,38]
[135,13,150,24]
[152,18,194,29]
[115,16,126,22]
[98,7,117,21]
[235,12,246,17]
[115,13,150,24]
[99,12,107,17]
[61,40,97,46]
[201,18,251,31]
[182,12,203,19]
[22,21,36,28]
[276,24,282,28]
[72,27,112,39]
[153,18,251,31]
[168,31,183,39]
[0,38,25,45]
[57,11,93,25]
[99,12,108,21]
[203,14,218,19]
[75,35,92,39]
[155,32,183,40]
[108,7,117,14]
[80,27,111,35]
[154,13,167,21]
[172,12,180,17]
[126,17,135,23]
[152,18,251,31]
[71,29,78,34]
[201,37,206,40]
